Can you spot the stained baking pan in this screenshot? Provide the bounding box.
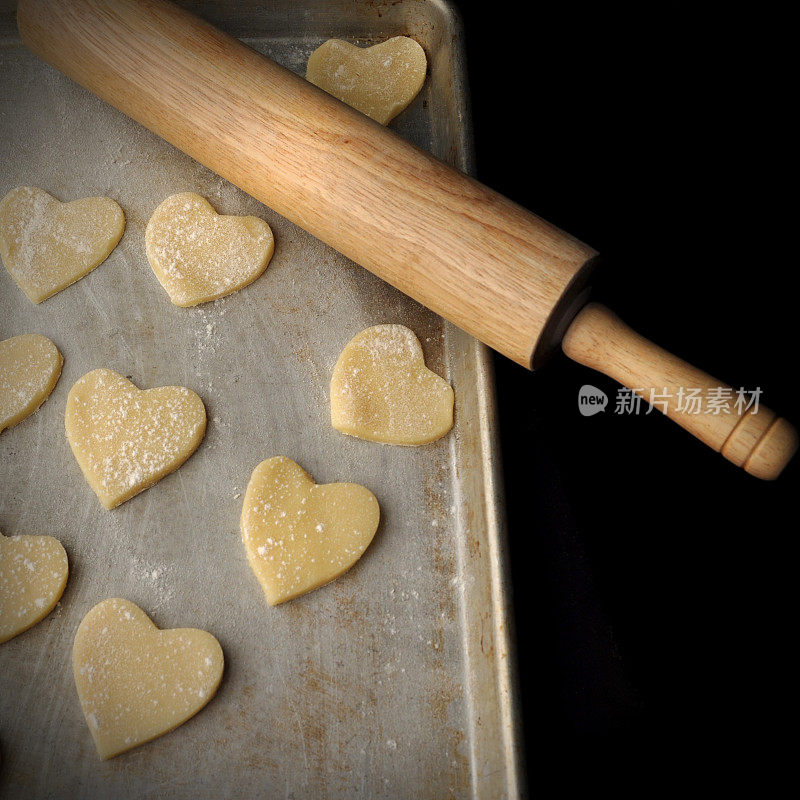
[0,1,523,797]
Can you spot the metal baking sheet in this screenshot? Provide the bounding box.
[0,1,523,797]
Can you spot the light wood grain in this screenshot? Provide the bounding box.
[17,0,596,368]
[17,0,795,478]
[562,303,798,479]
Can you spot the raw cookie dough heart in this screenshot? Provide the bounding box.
[241,456,380,605]
[306,36,427,125]
[0,334,63,433]
[145,192,274,307]
[73,598,224,759]
[0,531,68,644]
[65,368,206,509]
[0,186,125,303]
[330,324,454,445]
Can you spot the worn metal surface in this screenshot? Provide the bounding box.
[0,1,523,797]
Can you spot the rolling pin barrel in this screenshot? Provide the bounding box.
[17,0,797,478]
[17,0,597,369]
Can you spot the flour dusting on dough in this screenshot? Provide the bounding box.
[0,334,63,433]
[0,531,69,643]
[330,324,453,445]
[306,37,427,125]
[145,192,273,307]
[65,369,206,509]
[0,186,124,303]
[72,598,223,759]
[240,456,379,605]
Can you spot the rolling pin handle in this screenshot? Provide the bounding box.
[561,303,798,479]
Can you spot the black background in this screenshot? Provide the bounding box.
[455,0,796,792]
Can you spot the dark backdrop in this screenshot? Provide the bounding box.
[454,1,796,792]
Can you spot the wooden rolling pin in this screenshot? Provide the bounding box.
[17,0,797,479]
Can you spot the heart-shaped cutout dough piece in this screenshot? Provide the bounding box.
[241,456,379,605]
[0,334,63,433]
[0,187,125,303]
[65,368,206,509]
[145,192,274,307]
[331,324,454,445]
[0,531,68,643]
[306,36,427,125]
[73,598,224,759]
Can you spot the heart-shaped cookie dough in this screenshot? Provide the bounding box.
[73,598,224,759]
[306,36,427,125]
[241,456,380,605]
[65,368,206,509]
[331,324,454,445]
[0,530,68,644]
[145,192,274,307]
[0,186,125,303]
[0,334,63,433]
